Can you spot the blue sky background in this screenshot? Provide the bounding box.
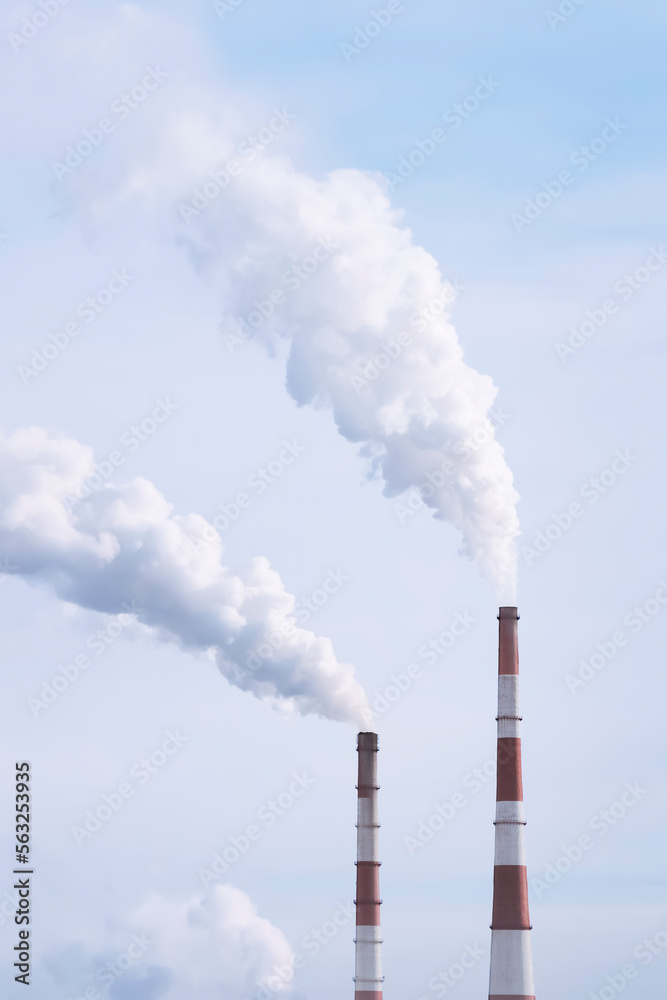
[1,1,666,998]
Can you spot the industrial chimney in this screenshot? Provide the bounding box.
[488,607,536,1000]
[354,732,383,1000]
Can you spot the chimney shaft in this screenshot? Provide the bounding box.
[488,607,536,1000]
[355,732,383,1000]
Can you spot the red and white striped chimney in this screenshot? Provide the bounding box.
[488,607,536,1000]
[354,731,383,1000]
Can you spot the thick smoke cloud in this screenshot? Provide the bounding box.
[81,95,520,596]
[180,153,520,595]
[45,885,294,1000]
[0,427,369,725]
[49,5,519,594]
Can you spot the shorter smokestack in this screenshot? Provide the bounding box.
[354,732,383,1000]
[488,607,535,1000]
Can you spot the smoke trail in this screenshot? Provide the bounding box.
[0,427,369,725]
[177,151,520,596]
[46,884,295,1000]
[45,5,519,595]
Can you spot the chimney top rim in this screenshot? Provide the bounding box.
[498,606,520,620]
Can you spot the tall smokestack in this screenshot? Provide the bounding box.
[488,607,536,1000]
[354,732,383,1000]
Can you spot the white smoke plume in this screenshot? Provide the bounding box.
[35,5,520,596]
[45,884,295,1000]
[178,152,520,596]
[126,885,295,1000]
[80,100,520,597]
[0,427,370,725]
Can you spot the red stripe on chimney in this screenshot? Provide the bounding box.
[496,737,524,802]
[491,864,531,929]
[355,862,381,926]
[498,607,519,675]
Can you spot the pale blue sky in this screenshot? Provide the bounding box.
[1,2,666,998]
